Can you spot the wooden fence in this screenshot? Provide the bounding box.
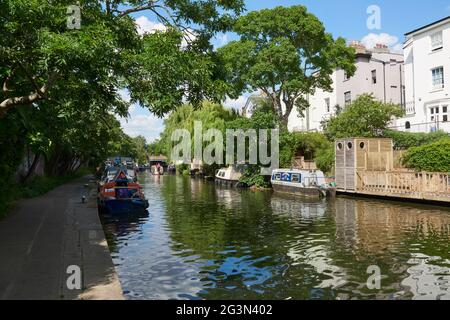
[351,170,450,202]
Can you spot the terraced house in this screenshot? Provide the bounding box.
[393,16,450,133]
[287,41,405,132]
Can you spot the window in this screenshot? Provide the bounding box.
[432,67,444,90]
[443,106,448,123]
[405,121,411,130]
[347,142,353,150]
[344,92,352,106]
[325,98,330,113]
[430,106,442,124]
[344,72,350,81]
[431,31,443,51]
[275,173,281,181]
[337,142,343,151]
[291,174,301,183]
[371,70,377,84]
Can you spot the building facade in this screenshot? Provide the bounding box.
[393,16,450,133]
[288,42,405,133]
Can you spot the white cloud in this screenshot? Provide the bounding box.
[118,89,131,103]
[223,95,248,111]
[118,102,165,143]
[134,15,196,47]
[361,33,403,53]
[135,16,166,35]
[220,34,229,46]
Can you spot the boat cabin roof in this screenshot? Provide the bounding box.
[272,169,324,175]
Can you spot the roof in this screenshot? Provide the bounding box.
[149,155,168,161]
[405,16,450,36]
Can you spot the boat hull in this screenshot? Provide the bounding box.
[101,199,149,215]
[215,177,243,187]
[272,183,324,198]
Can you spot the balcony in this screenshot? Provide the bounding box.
[404,101,416,115]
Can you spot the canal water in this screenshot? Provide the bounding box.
[100,173,450,300]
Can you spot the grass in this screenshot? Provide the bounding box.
[0,168,93,219]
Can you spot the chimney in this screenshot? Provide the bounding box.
[349,40,368,54]
[372,43,390,53]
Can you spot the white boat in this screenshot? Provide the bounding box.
[271,169,335,198]
[215,164,248,187]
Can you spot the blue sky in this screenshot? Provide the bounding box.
[122,0,450,142]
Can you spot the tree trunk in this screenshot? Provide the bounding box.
[281,100,294,129]
[22,153,41,183]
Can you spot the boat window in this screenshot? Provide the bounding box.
[291,174,301,183]
[347,142,353,150]
[359,142,365,149]
[116,188,139,199]
[337,142,343,151]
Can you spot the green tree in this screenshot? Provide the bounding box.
[131,135,148,165]
[218,5,356,126]
[148,139,166,156]
[0,0,245,118]
[323,94,404,140]
[156,102,240,166]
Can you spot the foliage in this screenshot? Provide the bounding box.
[0,110,27,183]
[314,143,335,175]
[279,130,331,168]
[218,5,356,125]
[0,0,245,211]
[240,166,271,188]
[1,0,245,118]
[148,139,166,156]
[131,136,148,165]
[0,168,91,219]
[402,140,450,172]
[384,130,450,150]
[159,102,240,160]
[322,94,404,140]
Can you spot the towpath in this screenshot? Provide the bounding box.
[0,176,123,300]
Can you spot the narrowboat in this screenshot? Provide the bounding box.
[271,169,336,199]
[98,169,149,214]
[215,164,248,187]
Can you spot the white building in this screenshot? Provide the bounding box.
[288,42,405,132]
[393,16,450,133]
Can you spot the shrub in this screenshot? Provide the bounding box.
[280,130,330,168]
[322,94,404,140]
[384,130,450,150]
[240,166,271,188]
[402,139,450,172]
[315,144,335,175]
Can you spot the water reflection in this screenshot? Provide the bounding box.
[100,174,450,300]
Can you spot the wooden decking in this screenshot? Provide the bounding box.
[338,170,450,203]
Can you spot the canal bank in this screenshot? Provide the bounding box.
[0,176,123,300]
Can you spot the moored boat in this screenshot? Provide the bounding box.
[215,164,248,187]
[271,169,336,199]
[98,168,149,214]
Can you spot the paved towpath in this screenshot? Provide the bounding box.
[0,176,123,300]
